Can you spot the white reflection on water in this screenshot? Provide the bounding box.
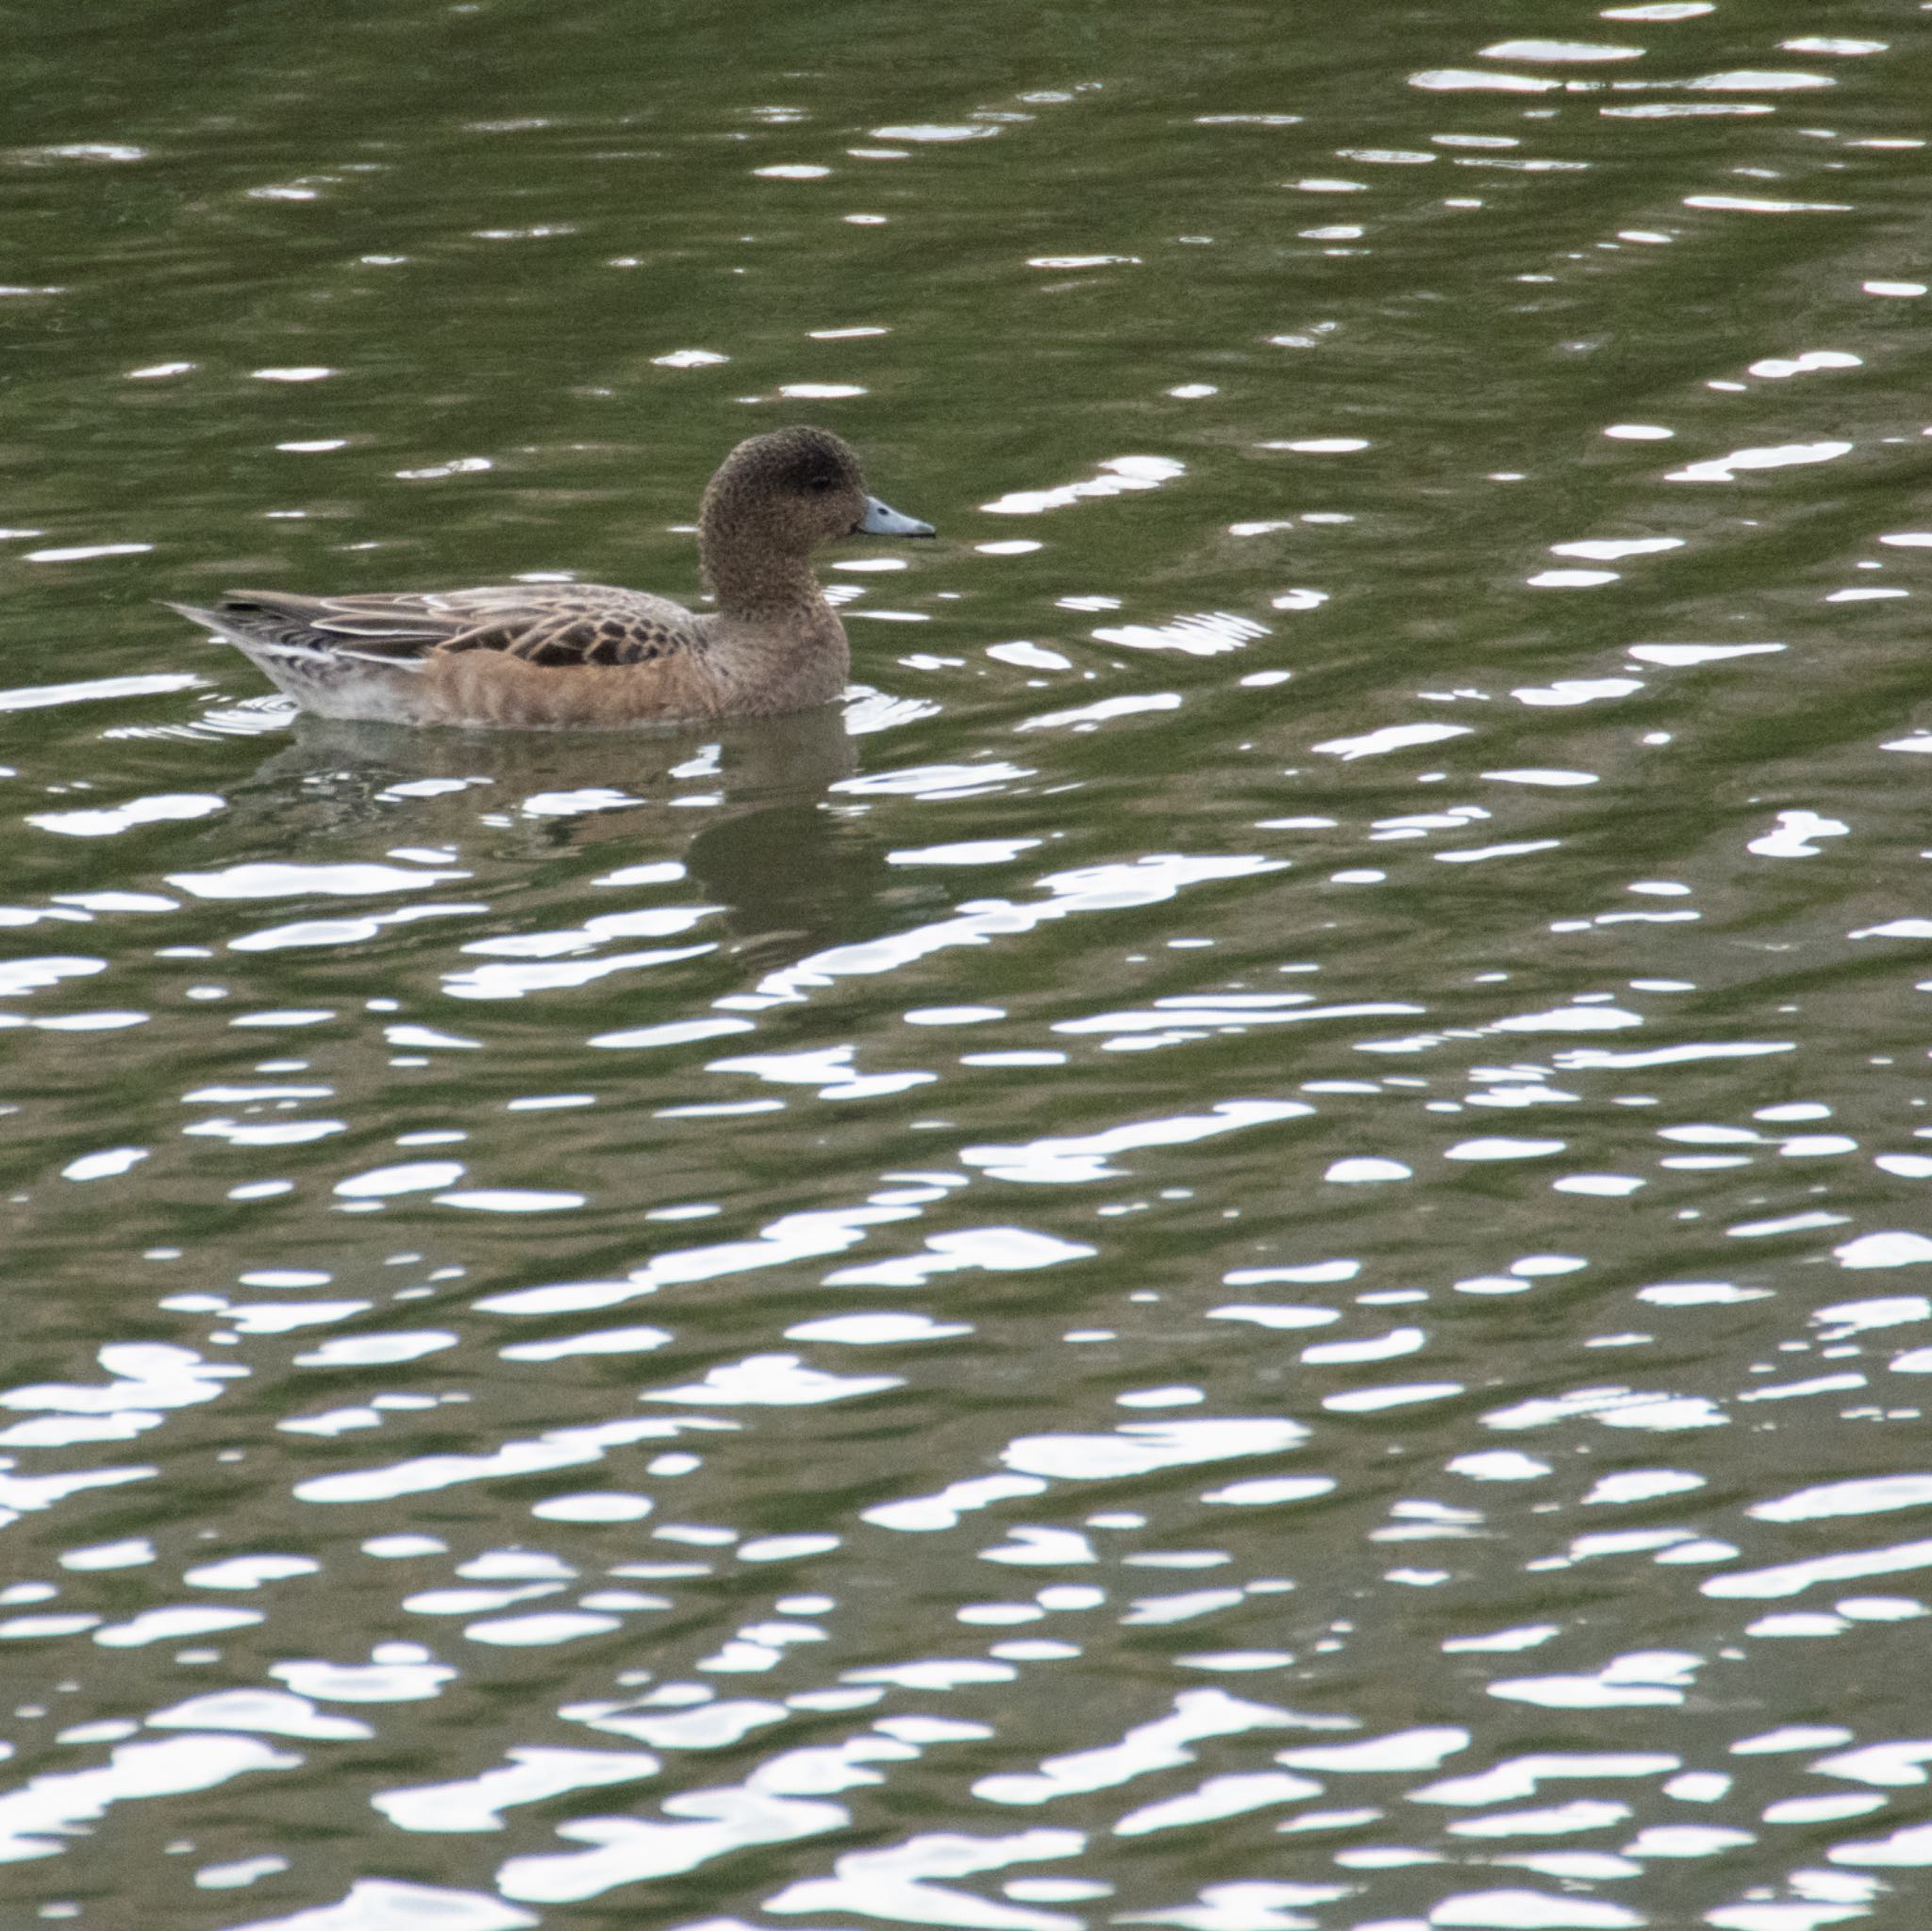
[193,1852,290,1890]
[1314,722,1473,759]
[784,1312,974,1343]
[1481,39,1643,62]
[981,455,1185,516]
[977,1690,1327,1806]
[478,1205,920,1318]
[374,1745,658,1832]
[443,940,715,1000]
[1001,1419,1309,1481]
[865,1473,1051,1534]
[739,852,1287,1002]
[148,1689,369,1740]
[498,1324,672,1362]
[292,1418,717,1504]
[225,1880,535,1929]
[272,1650,456,1702]
[1667,438,1855,483]
[167,859,470,898]
[495,1786,849,1903]
[0,1736,300,1863]
[28,792,225,837]
[95,1605,265,1647]
[768,1826,1088,1924]
[645,1353,904,1406]
[1015,691,1181,730]
[1091,611,1267,657]
[0,673,203,713]
[963,1099,1311,1185]
[1490,1650,1701,1710]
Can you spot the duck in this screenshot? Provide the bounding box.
[166,424,934,729]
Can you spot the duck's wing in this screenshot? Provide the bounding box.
[172,586,701,670]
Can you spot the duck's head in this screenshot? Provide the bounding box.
[700,425,934,565]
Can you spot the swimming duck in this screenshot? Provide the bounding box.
[167,425,934,729]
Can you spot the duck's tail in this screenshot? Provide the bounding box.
[165,601,431,723]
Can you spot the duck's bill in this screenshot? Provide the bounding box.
[858,495,936,538]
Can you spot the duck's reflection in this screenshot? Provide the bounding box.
[238,700,904,957]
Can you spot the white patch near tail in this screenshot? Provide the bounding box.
[172,603,437,724]
[232,647,436,724]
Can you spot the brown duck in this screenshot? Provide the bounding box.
[167,425,934,729]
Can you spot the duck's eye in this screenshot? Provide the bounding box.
[804,474,838,493]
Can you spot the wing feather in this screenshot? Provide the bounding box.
[190,586,697,667]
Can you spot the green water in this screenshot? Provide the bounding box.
[7,3,1932,1926]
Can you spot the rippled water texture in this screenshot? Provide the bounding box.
[7,4,1932,1927]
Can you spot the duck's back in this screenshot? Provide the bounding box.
[197,583,702,665]
[168,583,746,728]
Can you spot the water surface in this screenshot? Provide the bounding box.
[7,4,1932,1927]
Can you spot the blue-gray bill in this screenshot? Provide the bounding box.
[858,494,935,537]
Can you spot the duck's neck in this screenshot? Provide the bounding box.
[696,596,850,714]
[693,520,847,710]
[699,518,830,623]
